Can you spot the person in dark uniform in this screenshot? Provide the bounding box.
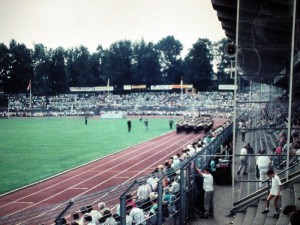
[85,116,88,125]
[169,118,174,129]
[144,119,148,131]
[127,119,132,132]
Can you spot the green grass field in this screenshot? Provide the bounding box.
[0,117,174,194]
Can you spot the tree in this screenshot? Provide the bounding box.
[32,43,51,95]
[131,39,161,85]
[0,43,11,92]
[104,40,133,87]
[4,40,33,93]
[184,38,214,91]
[214,38,233,85]
[66,46,94,87]
[48,47,67,95]
[155,36,183,84]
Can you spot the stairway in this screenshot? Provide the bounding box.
[232,182,300,225]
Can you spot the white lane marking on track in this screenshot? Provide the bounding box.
[0,135,200,213]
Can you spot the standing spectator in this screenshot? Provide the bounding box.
[240,122,246,142]
[262,169,282,218]
[245,143,254,154]
[194,171,205,217]
[196,166,214,218]
[256,150,271,189]
[237,145,248,175]
[127,119,132,132]
[144,119,148,131]
[169,118,174,129]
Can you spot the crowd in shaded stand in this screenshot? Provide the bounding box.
[1,92,233,118]
[55,119,232,225]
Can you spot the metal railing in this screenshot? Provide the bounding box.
[228,162,300,216]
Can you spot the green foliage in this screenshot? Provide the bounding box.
[0,117,174,194]
[214,39,233,85]
[0,37,228,94]
[184,38,214,91]
[155,36,184,84]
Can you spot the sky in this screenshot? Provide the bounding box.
[0,0,225,57]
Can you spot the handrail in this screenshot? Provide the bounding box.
[228,168,300,216]
[234,165,300,207]
[261,162,300,185]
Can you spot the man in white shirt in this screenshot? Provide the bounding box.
[237,146,248,175]
[127,205,146,225]
[262,169,282,218]
[196,166,214,218]
[256,150,271,189]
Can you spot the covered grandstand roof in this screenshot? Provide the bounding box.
[211,0,300,95]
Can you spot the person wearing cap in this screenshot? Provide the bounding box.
[196,166,214,218]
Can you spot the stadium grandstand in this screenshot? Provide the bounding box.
[1,1,300,225]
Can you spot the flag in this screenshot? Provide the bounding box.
[27,80,31,91]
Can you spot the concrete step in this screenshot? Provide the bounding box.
[242,206,257,225]
[276,188,294,225]
[263,213,279,225]
[293,182,300,209]
[233,211,245,225]
[252,200,267,225]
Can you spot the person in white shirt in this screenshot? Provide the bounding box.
[237,146,248,175]
[256,150,271,189]
[262,169,282,218]
[127,205,146,225]
[196,166,214,218]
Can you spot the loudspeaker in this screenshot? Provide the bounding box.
[224,43,237,58]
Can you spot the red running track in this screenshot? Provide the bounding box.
[0,118,227,218]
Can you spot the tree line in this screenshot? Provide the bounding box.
[0,36,232,95]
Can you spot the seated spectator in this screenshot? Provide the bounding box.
[83,214,94,225]
[86,205,102,224]
[146,177,157,192]
[127,205,146,225]
[79,206,89,225]
[290,210,300,225]
[283,204,297,215]
[71,212,81,225]
[136,181,151,210]
[145,193,158,224]
[169,176,180,195]
[125,194,137,208]
[98,202,107,215]
[98,209,117,225]
[171,155,181,171]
